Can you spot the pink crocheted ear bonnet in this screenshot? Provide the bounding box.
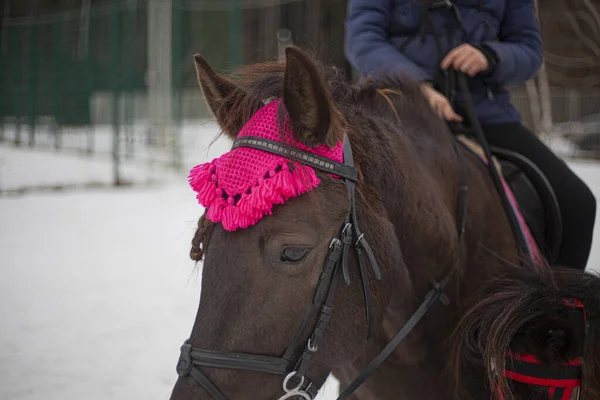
[188,99,344,231]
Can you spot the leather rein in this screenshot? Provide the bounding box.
[175,132,469,399]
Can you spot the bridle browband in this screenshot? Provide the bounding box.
[175,133,469,399]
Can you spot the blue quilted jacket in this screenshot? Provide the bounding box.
[345,0,543,125]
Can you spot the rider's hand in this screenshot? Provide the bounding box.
[441,44,489,77]
[420,83,463,122]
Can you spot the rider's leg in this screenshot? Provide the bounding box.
[481,123,596,271]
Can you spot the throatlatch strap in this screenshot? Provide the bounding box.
[190,368,227,400]
[334,106,467,400]
[357,246,373,338]
[336,273,453,400]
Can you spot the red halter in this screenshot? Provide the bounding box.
[494,298,587,400]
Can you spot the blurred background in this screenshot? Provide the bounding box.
[0,1,599,399]
[0,0,352,186]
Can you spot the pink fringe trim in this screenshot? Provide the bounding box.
[188,162,221,207]
[189,161,321,231]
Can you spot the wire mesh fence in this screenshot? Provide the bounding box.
[510,87,600,128]
[1,1,153,185]
[0,0,330,185]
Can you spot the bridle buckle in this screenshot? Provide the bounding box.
[341,223,352,235]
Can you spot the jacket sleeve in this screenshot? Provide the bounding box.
[345,0,429,82]
[480,0,543,86]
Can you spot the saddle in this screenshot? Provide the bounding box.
[457,135,562,264]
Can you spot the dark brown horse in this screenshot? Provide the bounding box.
[170,47,600,399]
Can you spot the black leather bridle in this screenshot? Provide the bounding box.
[175,132,468,399]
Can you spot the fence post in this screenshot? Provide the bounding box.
[276,28,293,62]
[79,0,94,156]
[27,17,37,147]
[110,0,122,186]
[148,0,173,165]
[171,0,183,170]
[229,0,242,69]
[14,24,22,146]
[0,7,5,143]
[78,0,91,59]
[85,9,95,155]
[124,0,137,160]
[52,21,63,150]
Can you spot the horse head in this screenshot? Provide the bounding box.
[170,47,408,399]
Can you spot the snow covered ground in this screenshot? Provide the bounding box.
[0,120,231,192]
[1,128,599,400]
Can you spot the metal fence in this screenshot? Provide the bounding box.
[510,87,600,130]
[0,0,309,185]
[1,0,599,185]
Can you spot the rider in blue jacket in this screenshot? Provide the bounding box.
[345,0,596,271]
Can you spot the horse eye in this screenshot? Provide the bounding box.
[279,247,310,263]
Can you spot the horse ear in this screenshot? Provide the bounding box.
[193,54,246,139]
[282,47,346,148]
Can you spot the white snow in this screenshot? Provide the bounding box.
[0,128,598,400]
[0,121,230,192]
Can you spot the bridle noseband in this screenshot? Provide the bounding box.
[175,133,465,399]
